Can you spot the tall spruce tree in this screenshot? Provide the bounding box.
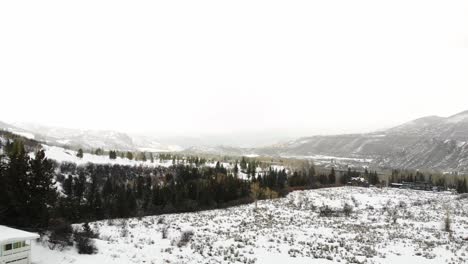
[4,140,30,226]
[328,168,336,185]
[0,152,8,222]
[77,148,84,158]
[28,149,57,227]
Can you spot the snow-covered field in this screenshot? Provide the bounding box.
[39,145,174,167]
[32,187,468,264]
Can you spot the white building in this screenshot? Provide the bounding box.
[0,225,39,264]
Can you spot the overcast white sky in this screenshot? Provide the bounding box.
[1,0,467,137]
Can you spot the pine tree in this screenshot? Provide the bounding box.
[140,152,147,162]
[233,162,239,176]
[4,140,30,226]
[109,151,117,160]
[308,166,316,187]
[0,153,8,222]
[116,186,128,217]
[87,174,103,220]
[126,186,137,214]
[28,149,57,227]
[240,157,247,171]
[250,162,256,178]
[464,178,468,193]
[73,172,87,219]
[328,168,336,185]
[136,176,145,200]
[457,178,468,194]
[77,149,84,158]
[94,148,103,155]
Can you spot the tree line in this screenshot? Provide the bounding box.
[0,140,267,228]
[2,138,467,231]
[389,169,468,192]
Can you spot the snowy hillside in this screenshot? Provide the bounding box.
[38,144,284,181]
[257,110,468,173]
[8,122,182,152]
[38,145,174,167]
[4,109,468,173]
[32,187,468,264]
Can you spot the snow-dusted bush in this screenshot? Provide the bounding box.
[319,205,334,217]
[47,218,74,250]
[162,225,169,239]
[444,210,451,232]
[388,208,398,224]
[343,203,353,217]
[75,234,97,254]
[157,217,165,224]
[351,196,359,208]
[121,225,129,237]
[75,223,98,254]
[399,201,407,208]
[177,229,194,247]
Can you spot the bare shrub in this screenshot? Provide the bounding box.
[343,203,353,217]
[319,205,334,217]
[157,217,165,224]
[444,210,451,232]
[121,224,129,237]
[162,225,169,239]
[177,230,194,247]
[387,208,398,224]
[399,201,407,208]
[351,196,359,208]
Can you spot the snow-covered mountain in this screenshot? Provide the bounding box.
[4,122,181,152]
[386,111,468,140]
[0,121,37,140]
[256,110,468,172]
[3,110,468,172]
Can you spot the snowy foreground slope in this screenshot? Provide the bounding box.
[32,187,468,264]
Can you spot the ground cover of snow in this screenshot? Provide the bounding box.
[31,187,468,264]
[40,145,173,167]
[38,145,283,182]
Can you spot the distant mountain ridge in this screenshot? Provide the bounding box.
[256,110,468,172]
[0,122,181,152]
[2,110,468,172]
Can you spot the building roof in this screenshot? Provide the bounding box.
[0,225,40,244]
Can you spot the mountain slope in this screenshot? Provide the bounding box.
[4,110,468,172]
[8,122,180,152]
[258,110,468,172]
